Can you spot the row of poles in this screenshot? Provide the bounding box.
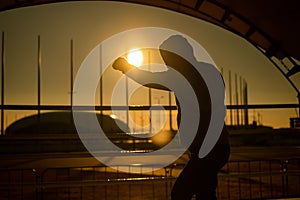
[224,69,249,127]
[0,33,251,134]
[0,33,174,134]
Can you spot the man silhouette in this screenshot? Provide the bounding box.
[113,35,230,200]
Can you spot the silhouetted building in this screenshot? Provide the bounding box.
[5,111,129,135]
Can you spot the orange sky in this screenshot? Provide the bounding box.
[0,1,299,129]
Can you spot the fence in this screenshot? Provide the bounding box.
[217,159,300,199]
[1,158,299,200]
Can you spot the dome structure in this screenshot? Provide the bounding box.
[5,111,129,135]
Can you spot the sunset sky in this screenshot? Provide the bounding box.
[0,1,299,129]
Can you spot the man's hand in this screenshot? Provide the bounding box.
[112,57,135,74]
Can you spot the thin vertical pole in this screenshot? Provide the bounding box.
[37,35,41,117]
[99,44,104,128]
[125,76,129,126]
[240,76,243,126]
[70,39,74,107]
[148,50,152,134]
[168,91,173,131]
[244,79,249,126]
[125,50,129,126]
[1,32,5,135]
[99,44,103,116]
[235,73,239,126]
[228,70,233,126]
[36,35,42,135]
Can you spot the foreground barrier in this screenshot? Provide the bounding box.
[0,158,299,200]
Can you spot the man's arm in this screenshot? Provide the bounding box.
[112,57,171,91]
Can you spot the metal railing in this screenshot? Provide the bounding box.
[217,159,300,199]
[1,158,299,200]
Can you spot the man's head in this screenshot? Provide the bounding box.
[159,35,195,66]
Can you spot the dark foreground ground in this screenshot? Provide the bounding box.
[1,146,300,200]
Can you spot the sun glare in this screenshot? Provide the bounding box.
[127,49,143,67]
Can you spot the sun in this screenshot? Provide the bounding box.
[127,49,143,67]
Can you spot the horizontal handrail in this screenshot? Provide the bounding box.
[0,176,177,189]
[0,105,177,111]
[0,104,298,111]
[1,170,300,189]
